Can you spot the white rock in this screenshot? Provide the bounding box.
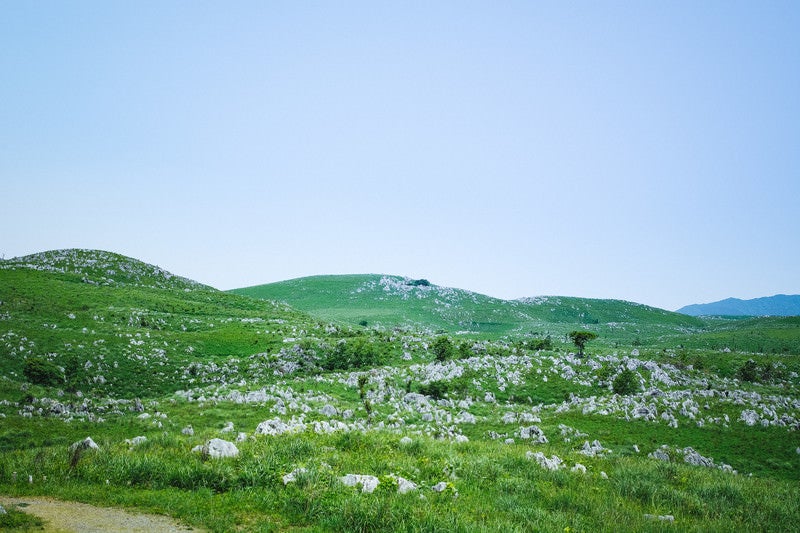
[527,451,564,471]
[319,404,338,417]
[221,421,235,433]
[70,437,99,452]
[431,481,448,493]
[396,476,418,494]
[571,463,587,474]
[600,471,609,479]
[125,436,147,446]
[341,474,380,493]
[282,467,307,485]
[399,436,413,446]
[236,432,248,442]
[203,438,239,459]
[182,425,194,436]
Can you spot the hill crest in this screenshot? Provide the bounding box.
[677,294,800,317]
[1,248,210,291]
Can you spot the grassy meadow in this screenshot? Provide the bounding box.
[1,250,799,532]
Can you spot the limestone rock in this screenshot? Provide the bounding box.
[70,436,99,452]
[202,438,239,459]
[341,474,379,493]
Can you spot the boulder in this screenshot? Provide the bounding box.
[202,438,239,459]
[125,436,147,447]
[396,476,418,494]
[282,467,307,485]
[340,474,379,493]
[70,437,99,452]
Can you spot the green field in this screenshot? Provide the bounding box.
[1,250,799,532]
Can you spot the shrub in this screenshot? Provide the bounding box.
[418,380,450,399]
[432,336,454,362]
[23,356,63,387]
[736,359,759,382]
[319,337,384,371]
[612,368,640,395]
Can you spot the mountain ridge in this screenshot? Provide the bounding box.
[677,294,800,317]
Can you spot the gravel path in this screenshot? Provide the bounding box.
[1,496,202,532]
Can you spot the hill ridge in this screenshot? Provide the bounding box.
[677,294,800,317]
[1,248,211,291]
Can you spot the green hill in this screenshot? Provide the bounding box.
[231,274,707,343]
[0,249,316,397]
[1,251,799,531]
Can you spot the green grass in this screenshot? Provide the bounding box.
[1,249,799,532]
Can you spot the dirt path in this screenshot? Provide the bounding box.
[1,496,202,532]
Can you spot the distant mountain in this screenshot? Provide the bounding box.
[677,295,800,317]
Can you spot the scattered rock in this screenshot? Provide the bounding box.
[518,425,548,444]
[282,467,307,485]
[200,438,239,459]
[644,514,675,523]
[527,451,564,471]
[571,463,587,473]
[70,437,99,452]
[125,436,147,447]
[319,404,338,417]
[396,476,418,494]
[181,425,194,436]
[220,421,235,433]
[431,481,448,493]
[399,436,413,446]
[340,474,379,493]
[580,440,610,457]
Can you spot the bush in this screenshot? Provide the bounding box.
[612,368,640,395]
[23,356,64,387]
[432,336,454,362]
[736,359,759,382]
[418,381,450,399]
[319,337,384,371]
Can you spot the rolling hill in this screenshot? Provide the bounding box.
[0,249,317,396]
[1,249,799,531]
[230,274,707,343]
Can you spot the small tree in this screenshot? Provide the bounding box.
[568,331,597,357]
[432,336,455,362]
[23,356,64,387]
[612,368,640,395]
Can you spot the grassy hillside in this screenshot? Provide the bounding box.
[231,275,707,342]
[1,251,799,532]
[0,249,318,397]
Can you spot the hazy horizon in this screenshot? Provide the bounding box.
[2,2,798,311]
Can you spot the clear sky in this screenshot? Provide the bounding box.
[2,1,799,311]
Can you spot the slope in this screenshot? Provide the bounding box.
[0,249,317,397]
[231,274,708,343]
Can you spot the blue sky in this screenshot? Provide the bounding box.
[2,1,799,311]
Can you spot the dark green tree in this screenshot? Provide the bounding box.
[612,368,640,395]
[23,356,64,387]
[432,336,454,362]
[568,331,597,357]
